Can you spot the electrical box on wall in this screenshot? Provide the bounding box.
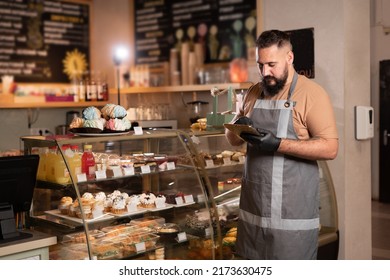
[355,106,374,140]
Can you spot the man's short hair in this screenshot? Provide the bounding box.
[256,30,292,50]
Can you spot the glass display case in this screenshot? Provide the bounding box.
[21,130,227,260]
[21,129,338,260]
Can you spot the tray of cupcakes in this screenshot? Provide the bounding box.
[49,189,196,224]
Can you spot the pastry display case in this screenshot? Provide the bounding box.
[21,130,227,260]
[21,129,338,260]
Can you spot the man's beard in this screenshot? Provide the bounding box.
[262,68,288,97]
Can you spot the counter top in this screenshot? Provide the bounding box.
[0,230,57,257]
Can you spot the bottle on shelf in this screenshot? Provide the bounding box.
[97,71,109,101]
[96,71,103,101]
[64,144,81,181]
[53,145,70,184]
[36,147,48,181]
[85,72,91,101]
[79,76,86,102]
[46,146,58,182]
[101,73,109,101]
[89,71,97,101]
[81,144,96,180]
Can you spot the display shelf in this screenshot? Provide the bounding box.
[36,165,195,191]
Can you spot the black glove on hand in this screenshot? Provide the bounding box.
[240,128,281,152]
[233,116,253,126]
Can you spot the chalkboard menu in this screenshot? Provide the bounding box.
[287,28,315,79]
[0,0,90,83]
[134,0,256,65]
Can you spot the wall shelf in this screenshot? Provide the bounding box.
[0,100,107,109]
[0,83,252,109]
[108,82,253,95]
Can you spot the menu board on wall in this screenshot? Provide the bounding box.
[287,28,315,79]
[134,0,256,65]
[0,0,90,83]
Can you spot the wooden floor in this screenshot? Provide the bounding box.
[372,200,390,260]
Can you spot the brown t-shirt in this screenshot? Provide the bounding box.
[238,74,338,140]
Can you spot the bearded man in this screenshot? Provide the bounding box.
[225,29,339,259]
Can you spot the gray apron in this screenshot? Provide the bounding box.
[236,72,320,259]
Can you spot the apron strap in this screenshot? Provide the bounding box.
[288,71,298,100]
[284,71,298,108]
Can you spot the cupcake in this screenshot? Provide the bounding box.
[111,195,126,214]
[139,192,156,208]
[121,192,129,200]
[103,195,114,213]
[76,204,93,219]
[82,192,94,200]
[81,197,95,206]
[111,190,122,198]
[93,192,106,218]
[58,196,73,215]
[165,192,186,204]
[94,191,106,202]
[69,200,80,217]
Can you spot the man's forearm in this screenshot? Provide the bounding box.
[277,137,338,161]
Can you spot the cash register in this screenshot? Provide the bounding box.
[0,155,39,244]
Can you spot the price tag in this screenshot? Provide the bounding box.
[176,232,187,243]
[175,196,184,205]
[205,159,214,168]
[238,155,245,164]
[158,162,167,171]
[95,170,107,180]
[135,242,146,252]
[190,135,200,144]
[205,227,212,237]
[223,157,232,165]
[167,161,176,170]
[155,200,166,208]
[141,165,151,174]
[77,173,87,182]
[184,194,194,203]
[111,166,123,177]
[123,166,135,176]
[127,203,137,212]
[133,126,143,135]
[92,208,104,218]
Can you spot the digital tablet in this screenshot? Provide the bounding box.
[223,123,260,137]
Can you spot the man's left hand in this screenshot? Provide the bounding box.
[240,128,281,152]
